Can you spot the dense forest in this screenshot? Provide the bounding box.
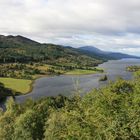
[0,69,140,139]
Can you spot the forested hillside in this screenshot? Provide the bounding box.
[0,70,140,140]
[0,35,103,67]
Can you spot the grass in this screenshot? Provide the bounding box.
[0,78,32,94]
[65,69,103,75]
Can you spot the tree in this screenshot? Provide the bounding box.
[13,110,42,140]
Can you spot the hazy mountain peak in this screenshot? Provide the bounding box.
[79,46,104,54]
[0,34,40,46]
[79,45,140,59]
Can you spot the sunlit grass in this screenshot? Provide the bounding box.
[0,78,32,94]
[65,69,101,75]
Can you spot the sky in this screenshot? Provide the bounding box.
[0,0,140,56]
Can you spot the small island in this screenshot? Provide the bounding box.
[126,65,140,72]
[99,75,108,81]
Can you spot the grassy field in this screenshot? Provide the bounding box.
[65,69,103,75]
[0,78,32,94]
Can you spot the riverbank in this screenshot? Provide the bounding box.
[0,67,104,95]
[1,58,140,106]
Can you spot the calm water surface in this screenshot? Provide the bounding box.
[15,58,140,103]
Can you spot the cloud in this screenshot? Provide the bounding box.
[0,0,140,55]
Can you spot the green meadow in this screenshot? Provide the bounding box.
[0,78,32,94]
[66,68,103,75]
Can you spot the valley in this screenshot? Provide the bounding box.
[1,1,140,139]
[0,35,140,140]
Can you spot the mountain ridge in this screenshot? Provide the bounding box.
[78,46,140,60]
[0,34,139,65]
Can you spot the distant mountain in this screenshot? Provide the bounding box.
[80,46,103,54]
[79,46,140,60]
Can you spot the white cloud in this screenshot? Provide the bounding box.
[0,0,140,55]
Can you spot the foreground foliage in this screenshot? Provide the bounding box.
[0,72,140,139]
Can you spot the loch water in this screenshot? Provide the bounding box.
[14,59,140,103]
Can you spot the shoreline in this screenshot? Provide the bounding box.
[25,70,104,95]
[8,58,140,96]
[26,74,51,94]
[1,58,139,109]
[0,64,105,98]
[5,68,104,96]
